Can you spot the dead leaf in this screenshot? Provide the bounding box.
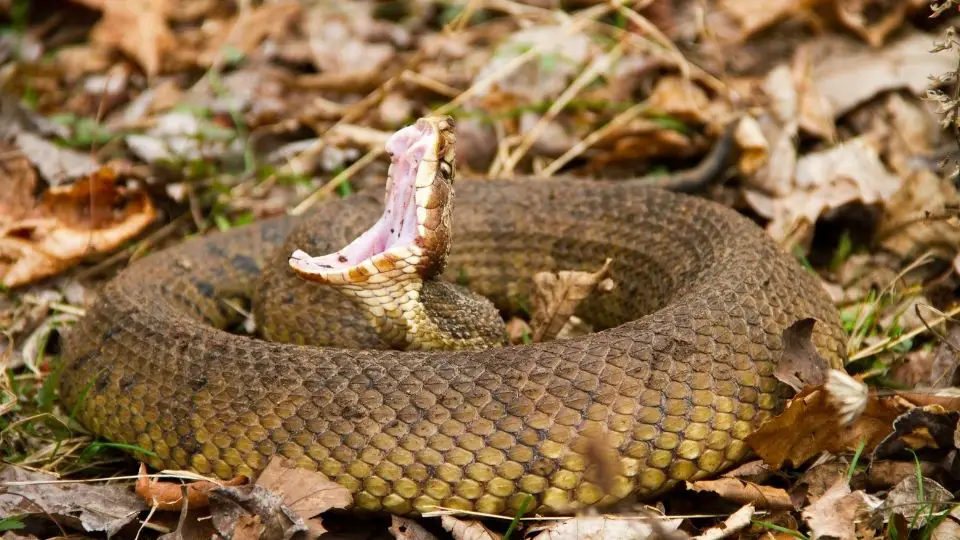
[15,132,99,185]
[199,1,302,67]
[208,484,308,540]
[505,317,532,345]
[813,31,956,117]
[0,140,38,226]
[796,459,850,502]
[0,167,157,288]
[86,0,178,77]
[645,76,712,125]
[891,325,960,388]
[692,504,754,540]
[530,258,614,342]
[877,168,960,258]
[745,384,908,470]
[441,515,501,540]
[686,478,794,510]
[0,464,147,536]
[835,0,908,48]
[775,318,831,392]
[717,0,816,41]
[745,136,901,249]
[135,463,246,511]
[253,455,352,534]
[879,474,953,529]
[391,516,439,540]
[528,514,684,540]
[801,479,882,540]
[864,460,939,490]
[872,406,960,458]
[471,25,594,106]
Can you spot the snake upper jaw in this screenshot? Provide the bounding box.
[288,115,456,287]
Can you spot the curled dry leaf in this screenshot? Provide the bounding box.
[134,463,246,511]
[0,167,157,288]
[801,479,882,540]
[528,514,684,540]
[530,258,614,342]
[686,478,794,510]
[872,406,960,459]
[691,504,754,540]
[440,515,500,540]
[745,384,908,470]
[0,464,147,536]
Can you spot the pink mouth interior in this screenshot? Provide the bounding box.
[300,123,434,271]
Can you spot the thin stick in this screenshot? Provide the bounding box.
[495,42,626,176]
[850,304,960,361]
[433,2,616,116]
[540,101,649,177]
[289,148,384,216]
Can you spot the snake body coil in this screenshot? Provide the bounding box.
[60,175,846,516]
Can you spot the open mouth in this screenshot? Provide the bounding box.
[288,118,447,284]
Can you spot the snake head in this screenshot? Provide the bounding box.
[288,115,457,286]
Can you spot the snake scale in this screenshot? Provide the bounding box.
[59,117,846,516]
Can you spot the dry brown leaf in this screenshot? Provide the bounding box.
[253,455,352,536]
[775,318,831,392]
[687,478,794,510]
[135,463,246,511]
[801,479,882,540]
[796,459,849,502]
[471,25,594,106]
[87,0,178,76]
[835,0,908,48]
[505,317,532,345]
[0,167,157,288]
[692,504,754,540]
[208,484,307,539]
[872,406,960,459]
[530,258,614,342]
[864,460,939,490]
[303,3,398,87]
[744,136,901,249]
[391,516,439,540]
[199,1,302,67]
[745,385,908,470]
[0,464,147,536]
[879,474,953,529]
[0,140,37,227]
[813,31,956,117]
[878,168,960,258]
[441,515,501,540]
[717,0,820,41]
[645,76,712,125]
[528,514,683,540]
[15,132,99,185]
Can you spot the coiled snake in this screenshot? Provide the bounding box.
[60,116,846,516]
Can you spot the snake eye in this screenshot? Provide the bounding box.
[439,160,453,180]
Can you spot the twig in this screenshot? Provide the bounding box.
[289,148,384,216]
[540,101,649,177]
[494,41,626,176]
[850,303,960,361]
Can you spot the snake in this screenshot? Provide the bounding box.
[59,116,847,517]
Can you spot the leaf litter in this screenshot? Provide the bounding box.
[3,1,960,539]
